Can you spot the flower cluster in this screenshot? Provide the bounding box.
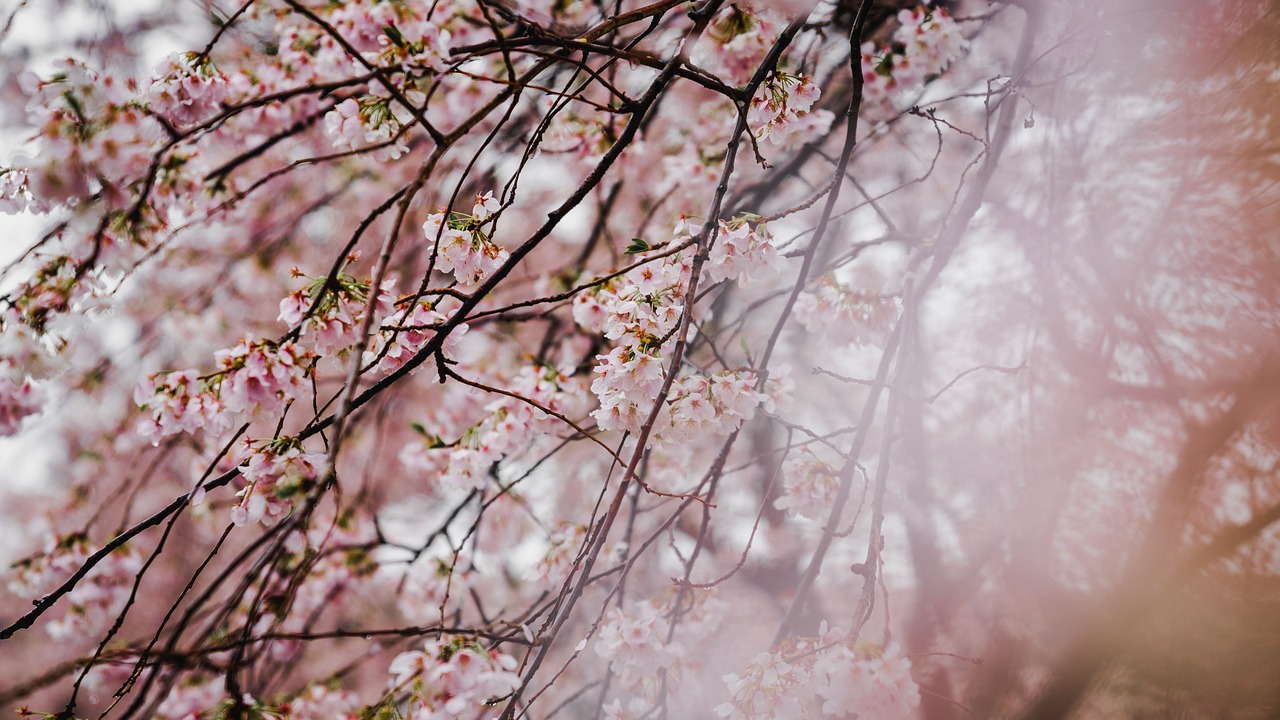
[401,362,588,491]
[366,299,468,375]
[135,339,314,442]
[591,345,671,434]
[599,269,687,343]
[794,276,899,348]
[893,6,967,84]
[861,5,966,111]
[597,589,725,703]
[232,438,325,527]
[702,215,781,287]
[716,627,920,719]
[693,5,785,85]
[386,636,522,719]
[809,641,920,718]
[596,600,685,692]
[423,193,509,292]
[319,0,455,72]
[324,95,417,160]
[281,683,363,720]
[748,73,831,147]
[9,254,99,333]
[20,58,159,209]
[134,369,231,444]
[147,52,229,127]
[215,338,314,416]
[306,0,458,159]
[0,369,44,436]
[279,266,396,359]
[370,17,453,73]
[583,224,770,441]
[0,168,37,214]
[584,249,691,433]
[155,675,228,720]
[773,452,841,522]
[654,370,765,444]
[7,534,144,642]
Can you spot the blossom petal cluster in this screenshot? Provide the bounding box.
[231,438,326,527]
[401,362,587,492]
[581,223,774,442]
[279,268,396,359]
[154,675,227,720]
[147,52,229,128]
[703,216,781,287]
[135,338,314,442]
[596,590,724,705]
[748,73,832,147]
[717,628,920,719]
[655,370,766,444]
[7,535,144,642]
[596,600,685,690]
[423,195,511,292]
[585,248,690,434]
[215,339,314,416]
[281,684,363,720]
[794,276,899,348]
[861,6,967,112]
[134,369,231,444]
[693,5,786,85]
[774,452,841,522]
[0,368,44,436]
[387,636,521,719]
[366,299,468,376]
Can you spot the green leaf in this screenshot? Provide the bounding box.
[625,237,650,254]
[410,423,447,448]
[382,25,406,48]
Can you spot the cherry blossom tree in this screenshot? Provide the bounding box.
[1,0,1278,719]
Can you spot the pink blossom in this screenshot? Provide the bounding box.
[692,6,786,85]
[283,684,363,720]
[387,637,521,719]
[134,368,231,443]
[7,535,145,642]
[773,452,840,521]
[279,271,396,359]
[214,339,314,416]
[155,675,227,720]
[596,600,684,690]
[704,218,780,287]
[748,74,827,147]
[895,7,966,80]
[424,209,510,292]
[717,629,920,719]
[367,301,468,375]
[0,168,38,214]
[794,276,899,348]
[0,372,44,436]
[147,52,229,127]
[473,191,500,220]
[231,440,324,527]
